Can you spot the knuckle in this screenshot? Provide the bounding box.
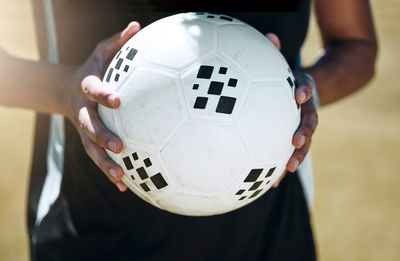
[82,139,96,159]
[78,109,88,130]
[92,125,108,147]
[298,149,307,160]
[81,76,97,96]
[302,123,314,135]
[310,111,318,127]
[299,142,311,158]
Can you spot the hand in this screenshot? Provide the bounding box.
[62,22,141,192]
[265,33,318,188]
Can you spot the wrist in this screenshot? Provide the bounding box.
[303,73,320,108]
[55,64,78,116]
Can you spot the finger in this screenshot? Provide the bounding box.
[272,170,287,188]
[80,134,127,191]
[78,105,123,153]
[81,75,121,108]
[292,101,318,148]
[265,33,281,50]
[286,140,312,173]
[96,21,141,56]
[295,83,313,104]
[121,21,141,42]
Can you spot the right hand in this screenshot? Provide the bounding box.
[61,22,141,192]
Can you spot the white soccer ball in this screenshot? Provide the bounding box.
[98,12,300,216]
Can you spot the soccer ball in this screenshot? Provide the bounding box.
[98,12,300,216]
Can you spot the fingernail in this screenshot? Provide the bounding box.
[107,94,119,107]
[299,135,305,146]
[110,168,117,178]
[299,91,306,103]
[108,140,117,152]
[292,159,299,170]
[116,182,126,192]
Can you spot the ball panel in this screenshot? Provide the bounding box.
[98,105,118,137]
[237,83,299,162]
[115,145,176,203]
[180,55,251,122]
[103,45,141,89]
[218,24,283,82]
[161,120,249,195]
[156,192,231,216]
[99,45,140,134]
[226,165,281,207]
[126,13,217,71]
[282,67,301,112]
[115,66,186,150]
[193,12,242,25]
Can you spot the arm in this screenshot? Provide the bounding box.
[305,0,378,105]
[0,49,73,114]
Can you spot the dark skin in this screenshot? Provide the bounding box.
[307,0,377,105]
[0,0,377,190]
[273,0,377,186]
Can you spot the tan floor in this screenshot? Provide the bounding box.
[0,1,399,260]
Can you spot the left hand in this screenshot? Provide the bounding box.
[265,33,318,188]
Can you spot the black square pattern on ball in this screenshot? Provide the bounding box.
[115,58,123,70]
[235,167,277,201]
[123,156,134,170]
[105,46,138,84]
[248,181,263,191]
[265,167,276,178]
[136,167,149,180]
[106,68,114,83]
[126,48,138,60]
[192,64,238,114]
[220,16,233,21]
[249,189,263,199]
[287,76,294,88]
[143,158,152,168]
[216,96,236,114]
[196,13,234,22]
[228,78,238,87]
[194,97,208,109]
[197,65,214,79]
[140,183,150,192]
[219,67,228,74]
[244,169,263,182]
[122,152,168,192]
[150,173,168,189]
[235,189,245,195]
[207,81,224,95]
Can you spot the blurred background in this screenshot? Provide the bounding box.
[0,0,399,260]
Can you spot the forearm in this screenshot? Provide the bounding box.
[307,0,378,106]
[303,39,377,106]
[0,50,75,114]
